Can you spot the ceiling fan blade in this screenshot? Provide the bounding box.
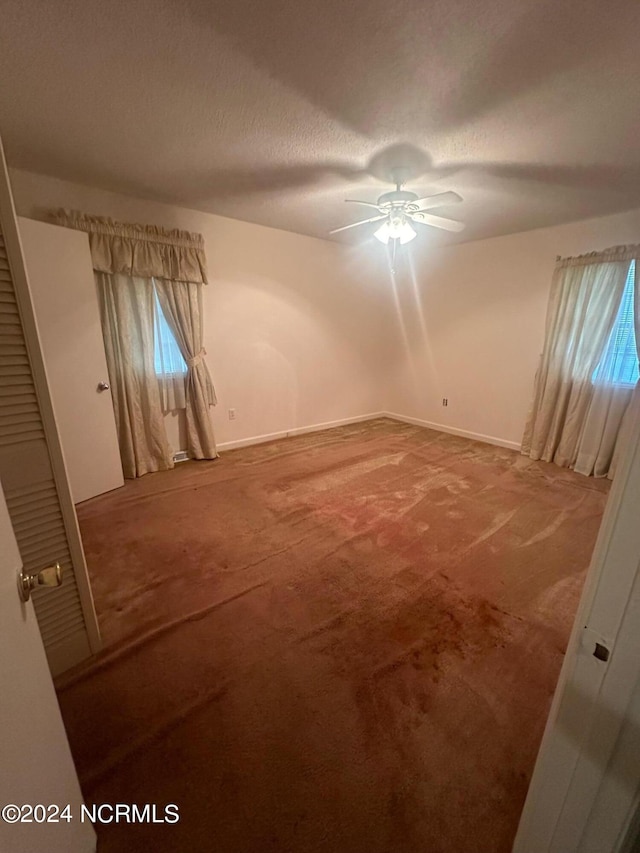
[413,191,463,211]
[329,215,387,234]
[344,199,383,210]
[410,212,465,232]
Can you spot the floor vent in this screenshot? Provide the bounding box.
[173,450,189,463]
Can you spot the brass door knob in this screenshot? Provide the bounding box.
[18,562,63,603]
[97,381,110,391]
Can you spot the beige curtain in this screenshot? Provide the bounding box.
[53,209,217,475]
[97,273,174,478]
[522,247,635,469]
[574,385,634,478]
[574,261,637,477]
[51,210,209,284]
[154,279,217,459]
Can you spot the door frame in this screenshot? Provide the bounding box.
[0,140,101,656]
[514,386,640,851]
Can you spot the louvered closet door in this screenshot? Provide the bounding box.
[0,140,100,676]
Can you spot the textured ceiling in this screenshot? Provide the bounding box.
[1,0,639,244]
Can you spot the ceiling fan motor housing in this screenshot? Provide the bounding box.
[377,189,420,210]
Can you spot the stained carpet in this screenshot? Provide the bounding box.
[58,418,609,852]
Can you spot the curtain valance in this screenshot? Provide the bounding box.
[556,243,640,270]
[52,209,208,284]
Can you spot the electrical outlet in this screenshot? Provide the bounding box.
[442,398,448,407]
[228,408,236,420]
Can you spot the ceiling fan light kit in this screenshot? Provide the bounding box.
[374,216,417,245]
[330,176,465,245]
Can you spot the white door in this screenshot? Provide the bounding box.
[17,217,124,504]
[0,477,96,853]
[0,136,100,676]
[514,386,640,852]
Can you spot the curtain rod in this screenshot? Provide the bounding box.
[555,243,640,269]
[51,209,205,249]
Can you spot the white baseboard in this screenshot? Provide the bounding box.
[216,412,387,453]
[215,410,521,454]
[382,411,522,451]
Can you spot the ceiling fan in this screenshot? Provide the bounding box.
[329,171,464,244]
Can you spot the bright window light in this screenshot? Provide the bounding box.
[153,288,187,377]
[592,260,639,387]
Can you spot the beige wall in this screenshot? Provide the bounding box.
[385,208,640,447]
[10,169,393,450]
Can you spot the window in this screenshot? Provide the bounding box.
[153,287,186,377]
[593,260,639,387]
[153,286,187,412]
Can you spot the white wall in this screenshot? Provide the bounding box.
[10,167,640,454]
[385,208,640,448]
[10,169,394,450]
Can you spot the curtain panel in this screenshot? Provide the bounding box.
[154,279,217,459]
[54,210,217,475]
[607,261,640,479]
[97,273,174,478]
[522,244,640,478]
